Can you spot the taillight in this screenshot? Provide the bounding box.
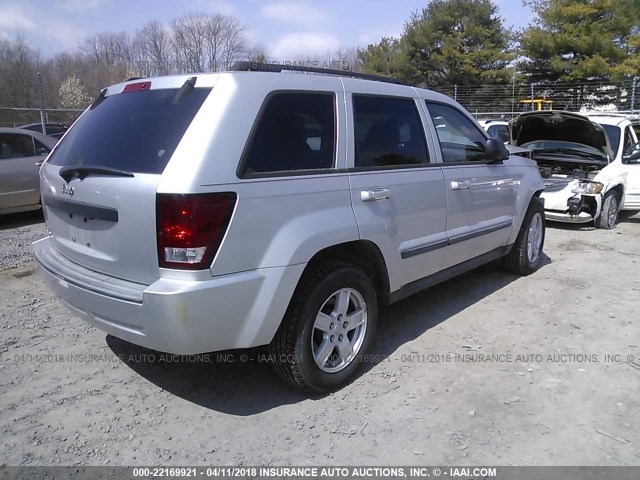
[156,193,236,270]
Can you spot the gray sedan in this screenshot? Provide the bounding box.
[0,127,57,215]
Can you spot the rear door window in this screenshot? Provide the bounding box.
[47,87,211,174]
[352,95,429,168]
[240,92,336,176]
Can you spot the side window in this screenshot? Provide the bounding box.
[352,95,429,168]
[623,127,635,153]
[426,102,487,163]
[241,92,335,175]
[0,134,36,159]
[34,140,51,156]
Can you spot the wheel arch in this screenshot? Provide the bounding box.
[302,240,391,305]
[508,189,545,245]
[605,182,624,203]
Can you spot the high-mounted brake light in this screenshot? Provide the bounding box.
[156,193,237,270]
[123,81,151,93]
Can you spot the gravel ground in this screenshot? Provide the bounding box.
[0,210,639,466]
[0,211,47,270]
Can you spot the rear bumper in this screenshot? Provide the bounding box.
[33,237,304,354]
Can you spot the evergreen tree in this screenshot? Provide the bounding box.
[519,0,640,83]
[359,0,514,87]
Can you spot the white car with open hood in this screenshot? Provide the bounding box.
[510,111,640,228]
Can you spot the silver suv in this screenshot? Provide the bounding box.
[33,63,546,392]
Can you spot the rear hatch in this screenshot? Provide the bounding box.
[41,80,212,285]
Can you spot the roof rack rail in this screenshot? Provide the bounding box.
[229,61,406,85]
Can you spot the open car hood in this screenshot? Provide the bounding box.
[510,111,612,157]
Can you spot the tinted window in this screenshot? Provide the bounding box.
[601,124,621,157]
[22,124,68,135]
[47,88,211,174]
[623,126,635,154]
[487,124,510,143]
[0,134,36,159]
[34,139,51,156]
[426,102,487,163]
[353,95,429,168]
[242,93,335,175]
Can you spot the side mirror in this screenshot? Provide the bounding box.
[623,141,640,164]
[484,138,509,163]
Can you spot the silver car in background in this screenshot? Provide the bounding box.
[0,127,57,215]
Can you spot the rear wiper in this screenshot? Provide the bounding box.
[533,148,606,160]
[59,166,134,182]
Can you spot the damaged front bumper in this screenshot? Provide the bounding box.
[542,190,603,224]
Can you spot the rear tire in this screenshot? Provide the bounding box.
[269,261,377,393]
[595,190,620,229]
[504,198,545,276]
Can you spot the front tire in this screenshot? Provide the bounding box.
[595,190,620,229]
[504,198,545,275]
[269,262,378,393]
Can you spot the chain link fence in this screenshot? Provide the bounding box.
[2,78,639,132]
[0,108,84,131]
[433,79,640,119]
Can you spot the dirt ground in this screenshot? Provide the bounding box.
[1,210,639,466]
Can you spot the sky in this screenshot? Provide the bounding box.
[0,0,535,60]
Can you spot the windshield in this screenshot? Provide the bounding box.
[47,87,211,174]
[521,140,608,160]
[600,124,622,158]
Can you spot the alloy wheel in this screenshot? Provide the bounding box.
[311,288,368,373]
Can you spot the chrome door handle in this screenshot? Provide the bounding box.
[35,161,44,166]
[451,180,470,190]
[361,188,391,202]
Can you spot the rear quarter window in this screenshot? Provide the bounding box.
[47,87,211,174]
[240,92,336,177]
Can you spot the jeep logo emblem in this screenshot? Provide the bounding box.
[61,184,74,197]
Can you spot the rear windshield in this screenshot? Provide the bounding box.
[47,87,211,174]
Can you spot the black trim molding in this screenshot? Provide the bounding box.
[400,219,513,259]
[448,219,513,245]
[387,245,512,304]
[44,194,118,222]
[401,239,448,259]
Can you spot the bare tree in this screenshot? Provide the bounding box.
[134,21,173,76]
[170,12,251,73]
[0,35,40,108]
[0,11,258,127]
[220,16,250,70]
[171,14,207,72]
